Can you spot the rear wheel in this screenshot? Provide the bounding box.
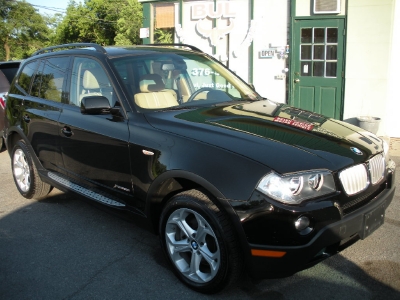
[12,140,53,199]
[160,190,242,294]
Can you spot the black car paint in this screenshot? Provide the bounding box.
[4,46,396,281]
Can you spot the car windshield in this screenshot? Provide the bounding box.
[111,52,262,110]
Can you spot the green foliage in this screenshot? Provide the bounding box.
[0,0,143,60]
[55,0,143,46]
[0,0,50,60]
[114,0,143,45]
[154,28,174,44]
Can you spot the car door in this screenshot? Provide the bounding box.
[57,56,133,203]
[7,57,69,172]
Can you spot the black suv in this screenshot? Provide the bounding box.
[4,43,396,293]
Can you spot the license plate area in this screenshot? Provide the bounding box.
[361,204,385,239]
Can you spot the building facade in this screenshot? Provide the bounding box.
[139,0,400,138]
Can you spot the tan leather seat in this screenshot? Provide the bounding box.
[79,70,102,104]
[134,74,178,109]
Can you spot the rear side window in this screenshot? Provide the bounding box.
[17,61,39,94]
[31,57,70,102]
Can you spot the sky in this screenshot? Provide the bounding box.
[27,0,81,15]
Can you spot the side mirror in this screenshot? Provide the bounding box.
[81,96,110,115]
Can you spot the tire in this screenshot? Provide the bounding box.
[11,140,53,200]
[159,189,242,294]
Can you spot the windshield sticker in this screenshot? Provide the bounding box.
[273,117,314,131]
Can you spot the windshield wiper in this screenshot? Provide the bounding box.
[156,105,204,112]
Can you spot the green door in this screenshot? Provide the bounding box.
[291,19,345,119]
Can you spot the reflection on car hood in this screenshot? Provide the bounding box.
[144,100,384,174]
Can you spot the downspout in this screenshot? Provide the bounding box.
[249,0,254,84]
[179,0,183,32]
[213,0,217,55]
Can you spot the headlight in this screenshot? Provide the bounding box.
[381,138,389,157]
[256,170,336,204]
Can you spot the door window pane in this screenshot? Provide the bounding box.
[326,62,337,77]
[313,62,324,77]
[301,28,312,43]
[301,45,312,59]
[31,61,45,98]
[326,45,337,60]
[70,57,114,107]
[313,45,325,60]
[327,28,338,43]
[314,28,325,43]
[17,61,38,94]
[40,57,70,102]
[301,62,311,76]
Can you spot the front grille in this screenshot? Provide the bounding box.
[369,154,385,184]
[339,154,386,196]
[339,164,368,195]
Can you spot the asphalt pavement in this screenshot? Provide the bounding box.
[0,141,399,300]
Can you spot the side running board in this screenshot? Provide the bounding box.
[48,172,126,207]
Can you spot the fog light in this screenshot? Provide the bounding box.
[294,216,311,233]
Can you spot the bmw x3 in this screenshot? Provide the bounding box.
[4,43,396,293]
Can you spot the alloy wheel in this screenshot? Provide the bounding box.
[13,148,31,192]
[165,208,221,283]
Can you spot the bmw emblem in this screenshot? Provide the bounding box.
[191,241,199,250]
[350,147,363,155]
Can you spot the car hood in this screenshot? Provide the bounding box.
[143,100,384,174]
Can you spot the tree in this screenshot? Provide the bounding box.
[55,0,143,46]
[0,0,50,60]
[114,0,143,46]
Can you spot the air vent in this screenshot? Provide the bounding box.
[313,0,341,14]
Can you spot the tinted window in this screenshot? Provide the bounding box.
[31,57,70,102]
[17,61,39,94]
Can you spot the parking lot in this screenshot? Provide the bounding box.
[0,142,399,299]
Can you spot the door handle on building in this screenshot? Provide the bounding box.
[294,79,300,83]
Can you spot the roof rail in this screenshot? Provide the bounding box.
[32,43,107,56]
[140,44,203,53]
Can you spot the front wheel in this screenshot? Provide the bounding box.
[159,190,242,294]
[11,140,53,200]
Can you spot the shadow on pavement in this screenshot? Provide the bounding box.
[1,187,399,300]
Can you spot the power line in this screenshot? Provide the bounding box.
[29,3,66,14]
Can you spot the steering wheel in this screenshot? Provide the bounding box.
[187,87,215,102]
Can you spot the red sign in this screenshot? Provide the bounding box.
[273,117,314,131]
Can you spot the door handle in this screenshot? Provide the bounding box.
[61,126,73,137]
[23,115,30,123]
[294,79,300,83]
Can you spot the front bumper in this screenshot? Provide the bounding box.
[243,161,396,279]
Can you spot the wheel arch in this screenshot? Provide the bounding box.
[145,170,228,234]
[6,127,27,157]
[149,170,253,286]
[6,127,47,175]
